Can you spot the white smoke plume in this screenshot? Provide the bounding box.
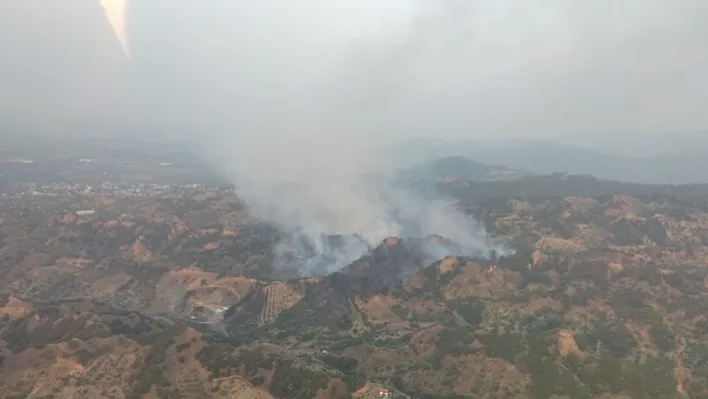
[180,0,514,276]
[203,133,511,277]
[231,176,512,277]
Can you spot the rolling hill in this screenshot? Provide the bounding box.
[393,138,708,185]
[3,167,708,397]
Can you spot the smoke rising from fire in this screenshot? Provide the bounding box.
[241,178,511,278]
[167,0,517,275]
[204,134,512,277]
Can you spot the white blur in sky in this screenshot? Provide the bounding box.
[101,0,130,58]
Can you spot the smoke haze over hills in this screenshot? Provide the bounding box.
[1,0,707,271]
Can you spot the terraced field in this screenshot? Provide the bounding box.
[212,375,275,399]
[534,236,588,253]
[258,283,305,325]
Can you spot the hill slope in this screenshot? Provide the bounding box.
[3,179,708,397]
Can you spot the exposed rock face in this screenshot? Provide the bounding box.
[557,329,584,357]
[531,249,550,266]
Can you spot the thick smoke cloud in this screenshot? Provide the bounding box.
[256,179,514,277]
[217,151,512,277]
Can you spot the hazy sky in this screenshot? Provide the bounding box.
[1,0,707,155]
[0,0,131,132]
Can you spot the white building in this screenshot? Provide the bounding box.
[213,306,229,315]
[75,209,96,216]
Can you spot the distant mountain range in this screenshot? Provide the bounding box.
[397,156,531,182]
[393,139,707,184]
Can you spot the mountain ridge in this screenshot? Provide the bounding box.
[397,156,531,182]
[393,138,708,184]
